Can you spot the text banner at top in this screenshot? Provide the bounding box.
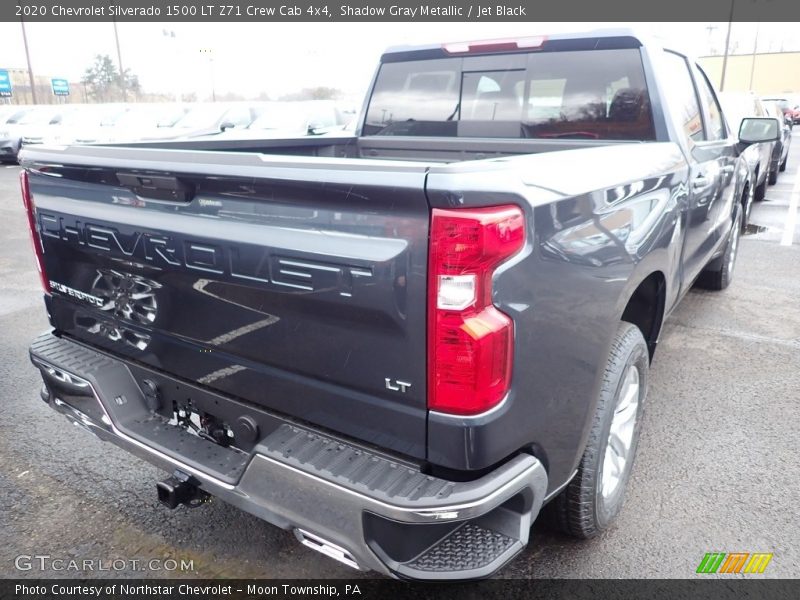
[4,0,800,22]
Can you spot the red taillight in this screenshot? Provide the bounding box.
[428,205,525,415]
[443,36,546,55]
[20,170,50,293]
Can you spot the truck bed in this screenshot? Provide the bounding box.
[102,133,634,163]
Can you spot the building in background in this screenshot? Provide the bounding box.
[699,52,800,95]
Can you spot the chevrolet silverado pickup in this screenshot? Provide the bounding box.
[21,30,780,580]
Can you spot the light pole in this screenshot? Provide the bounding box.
[748,22,760,91]
[705,25,718,55]
[719,0,736,92]
[162,29,182,102]
[113,19,127,101]
[20,18,38,104]
[199,47,216,102]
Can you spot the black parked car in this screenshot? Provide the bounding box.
[762,100,791,183]
[720,92,778,200]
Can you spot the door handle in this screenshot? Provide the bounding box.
[693,175,712,190]
[117,172,195,203]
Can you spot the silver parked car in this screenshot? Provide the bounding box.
[762,100,791,184]
[195,100,350,140]
[137,102,267,140]
[719,92,778,203]
[0,106,36,162]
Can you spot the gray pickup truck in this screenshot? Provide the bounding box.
[21,30,780,580]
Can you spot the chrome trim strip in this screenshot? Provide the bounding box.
[428,392,510,421]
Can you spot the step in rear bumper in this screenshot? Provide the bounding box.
[29,331,548,580]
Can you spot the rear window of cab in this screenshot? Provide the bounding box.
[363,48,656,141]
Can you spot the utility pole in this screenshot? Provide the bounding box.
[113,19,127,101]
[199,48,216,101]
[748,22,760,91]
[20,18,38,104]
[705,25,718,55]
[719,0,736,92]
[162,29,182,102]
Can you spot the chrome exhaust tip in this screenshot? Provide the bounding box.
[294,528,361,571]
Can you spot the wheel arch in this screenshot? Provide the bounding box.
[619,270,667,361]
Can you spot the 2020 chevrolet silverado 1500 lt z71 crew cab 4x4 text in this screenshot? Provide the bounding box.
[21,30,779,580]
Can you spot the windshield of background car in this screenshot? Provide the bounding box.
[111,106,180,128]
[1,109,29,125]
[172,105,226,129]
[249,104,308,131]
[719,95,758,132]
[107,107,154,128]
[763,98,789,111]
[363,48,656,140]
[155,107,190,127]
[18,110,59,126]
[59,109,104,127]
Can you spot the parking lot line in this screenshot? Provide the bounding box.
[780,165,800,246]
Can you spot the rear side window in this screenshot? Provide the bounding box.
[694,65,725,140]
[363,48,656,141]
[661,51,704,146]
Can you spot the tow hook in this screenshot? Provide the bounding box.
[156,471,210,509]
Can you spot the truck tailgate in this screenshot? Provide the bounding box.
[25,146,431,459]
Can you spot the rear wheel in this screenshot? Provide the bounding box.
[741,184,753,232]
[768,167,778,185]
[754,175,767,201]
[544,322,648,538]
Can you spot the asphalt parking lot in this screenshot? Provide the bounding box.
[1,136,798,580]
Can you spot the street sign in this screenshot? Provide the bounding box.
[0,69,12,97]
[51,78,70,96]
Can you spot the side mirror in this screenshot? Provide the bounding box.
[219,121,236,132]
[738,117,780,145]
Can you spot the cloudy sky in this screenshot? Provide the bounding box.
[0,22,796,101]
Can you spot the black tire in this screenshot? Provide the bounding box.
[780,156,788,172]
[768,167,778,186]
[544,322,648,539]
[697,207,742,291]
[741,185,752,233]
[754,175,767,201]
